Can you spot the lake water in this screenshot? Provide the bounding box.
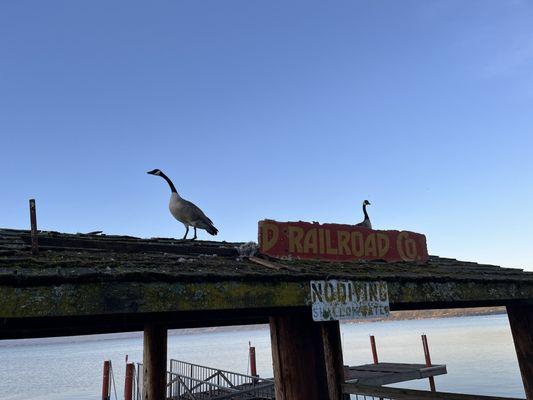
[0,314,525,399]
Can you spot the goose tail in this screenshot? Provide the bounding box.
[206,224,218,236]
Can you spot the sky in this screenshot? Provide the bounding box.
[1,1,532,270]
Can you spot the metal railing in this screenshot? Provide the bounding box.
[135,360,275,400]
[170,359,272,390]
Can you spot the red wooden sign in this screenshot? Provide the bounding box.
[258,220,429,263]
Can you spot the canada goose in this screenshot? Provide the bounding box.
[147,169,218,240]
[355,200,372,229]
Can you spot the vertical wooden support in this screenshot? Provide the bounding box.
[29,199,38,255]
[269,313,329,400]
[269,314,345,400]
[101,360,111,400]
[321,321,346,400]
[124,362,134,400]
[370,335,379,364]
[143,324,167,400]
[421,334,436,392]
[507,305,533,400]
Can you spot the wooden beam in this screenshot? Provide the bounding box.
[342,383,525,400]
[507,305,533,400]
[143,324,167,400]
[3,281,533,321]
[269,312,329,400]
[320,321,345,400]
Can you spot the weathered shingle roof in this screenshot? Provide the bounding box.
[1,228,532,286]
[1,228,533,338]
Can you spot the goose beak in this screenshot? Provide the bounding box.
[147,170,156,175]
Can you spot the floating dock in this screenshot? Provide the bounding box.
[1,228,533,400]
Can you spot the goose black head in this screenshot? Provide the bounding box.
[147,169,163,176]
[363,200,371,206]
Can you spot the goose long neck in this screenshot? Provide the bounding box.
[160,172,177,193]
[363,203,369,220]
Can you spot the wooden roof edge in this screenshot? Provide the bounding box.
[0,227,247,257]
[0,227,243,245]
[1,228,530,274]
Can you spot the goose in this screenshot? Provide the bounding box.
[147,169,218,240]
[355,200,372,229]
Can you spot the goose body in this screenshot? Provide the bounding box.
[148,169,218,240]
[355,200,372,229]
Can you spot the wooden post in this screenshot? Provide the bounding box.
[507,305,533,400]
[124,362,134,400]
[421,334,436,392]
[29,199,38,255]
[101,360,111,400]
[249,346,258,377]
[269,312,329,400]
[320,321,346,400]
[370,335,379,364]
[143,324,167,400]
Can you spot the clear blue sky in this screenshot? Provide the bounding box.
[1,1,532,270]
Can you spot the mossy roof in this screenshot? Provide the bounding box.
[1,228,533,337]
[1,228,532,286]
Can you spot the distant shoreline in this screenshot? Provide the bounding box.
[358,306,507,323]
[0,307,507,347]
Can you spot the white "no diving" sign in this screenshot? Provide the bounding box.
[310,280,390,321]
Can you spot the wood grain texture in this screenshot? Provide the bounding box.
[507,305,533,399]
[343,383,524,400]
[321,321,345,400]
[269,313,329,400]
[143,324,167,400]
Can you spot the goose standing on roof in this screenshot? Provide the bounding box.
[147,169,218,240]
[355,200,372,229]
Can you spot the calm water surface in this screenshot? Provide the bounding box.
[0,314,525,399]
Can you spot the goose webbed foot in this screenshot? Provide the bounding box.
[192,227,197,241]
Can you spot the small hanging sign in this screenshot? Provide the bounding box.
[310,280,390,321]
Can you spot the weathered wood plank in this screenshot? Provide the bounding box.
[507,305,533,400]
[0,280,533,321]
[351,362,430,371]
[342,383,525,400]
[321,321,345,400]
[344,362,447,386]
[269,313,329,400]
[143,324,167,400]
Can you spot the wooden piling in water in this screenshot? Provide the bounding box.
[249,346,258,377]
[506,305,533,400]
[370,335,378,364]
[421,334,436,392]
[124,362,134,400]
[101,360,111,400]
[143,324,167,400]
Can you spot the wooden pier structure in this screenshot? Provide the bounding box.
[1,228,533,399]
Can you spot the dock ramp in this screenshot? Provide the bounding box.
[135,359,275,400]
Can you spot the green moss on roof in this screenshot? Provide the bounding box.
[1,228,532,287]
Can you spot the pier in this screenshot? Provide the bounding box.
[1,228,533,399]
